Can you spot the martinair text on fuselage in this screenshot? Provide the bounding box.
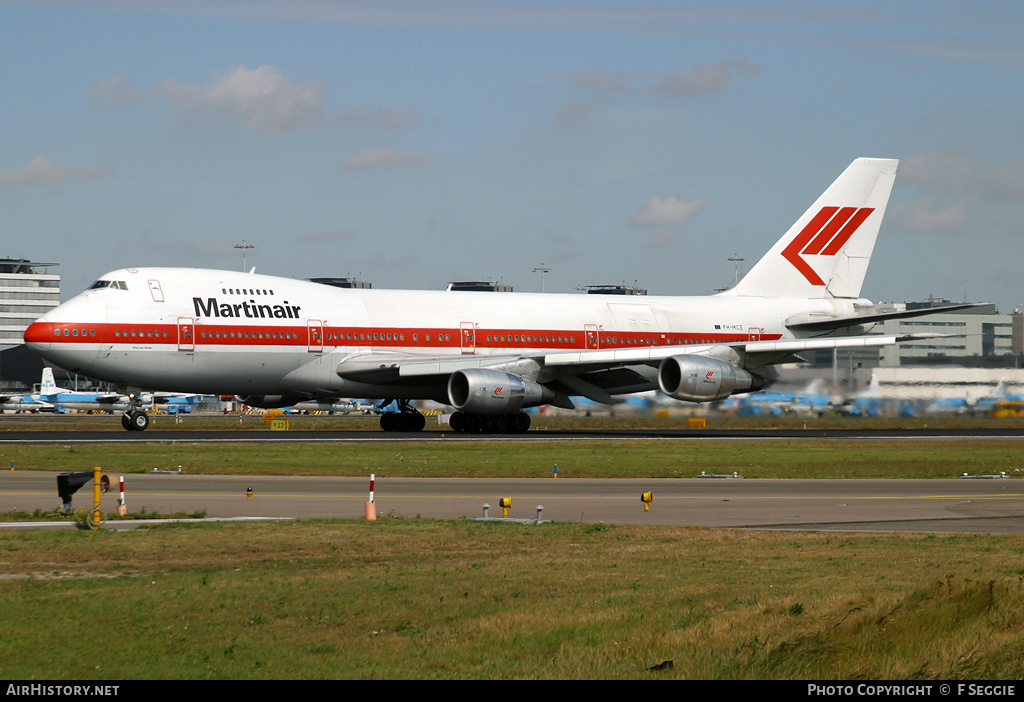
[192,297,302,320]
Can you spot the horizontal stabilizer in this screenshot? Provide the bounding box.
[787,303,985,333]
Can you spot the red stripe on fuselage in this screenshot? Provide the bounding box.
[29,321,783,351]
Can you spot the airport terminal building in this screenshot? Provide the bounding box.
[875,300,1022,368]
[0,258,59,390]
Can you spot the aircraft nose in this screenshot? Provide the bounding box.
[24,318,51,354]
[23,294,106,373]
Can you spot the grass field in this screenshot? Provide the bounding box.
[2,436,1023,480]
[1,413,1022,679]
[0,519,1022,679]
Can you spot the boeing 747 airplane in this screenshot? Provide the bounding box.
[25,158,970,432]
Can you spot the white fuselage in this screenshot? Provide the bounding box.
[25,267,867,402]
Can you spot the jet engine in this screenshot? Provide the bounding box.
[235,394,301,409]
[447,369,553,416]
[658,355,763,402]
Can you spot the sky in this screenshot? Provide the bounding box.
[2,1,1023,314]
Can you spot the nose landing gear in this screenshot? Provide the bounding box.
[121,392,150,431]
[121,409,150,431]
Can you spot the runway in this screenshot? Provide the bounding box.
[3,471,1022,534]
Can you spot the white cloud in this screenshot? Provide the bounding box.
[554,98,594,126]
[651,59,761,98]
[573,67,629,94]
[888,197,974,235]
[0,156,112,191]
[900,150,1024,202]
[89,74,148,108]
[629,196,710,227]
[555,67,631,125]
[159,64,328,134]
[343,148,438,170]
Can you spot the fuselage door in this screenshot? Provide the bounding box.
[460,322,476,355]
[584,324,600,350]
[307,319,324,353]
[148,280,165,303]
[747,327,763,342]
[177,317,195,352]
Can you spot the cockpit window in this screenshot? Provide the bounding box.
[88,280,128,290]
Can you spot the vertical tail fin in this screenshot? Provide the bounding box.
[724,158,898,300]
[40,367,65,394]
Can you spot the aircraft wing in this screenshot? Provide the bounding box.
[337,352,535,383]
[0,394,51,409]
[334,333,946,404]
[151,392,201,403]
[542,333,946,370]
[92,394,126,404]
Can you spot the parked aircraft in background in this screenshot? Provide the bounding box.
[972,380,1022,413]
[0,393,51,412]
[26,158,971,432]
[724,379,834,417]
[926,379,1024,416]
[31,367,205,422]
[923,395,970,415]
[33,367,154,416]
[242,397,373,414]
[291,398,372,414]
[839,375,886,416]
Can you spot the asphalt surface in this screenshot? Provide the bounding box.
[3,471,1023,534]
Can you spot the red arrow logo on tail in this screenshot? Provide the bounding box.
[782,207,874,285]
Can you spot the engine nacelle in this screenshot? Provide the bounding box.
[658,355,761,402]
[235,394,301,409]
[447,369,552,416]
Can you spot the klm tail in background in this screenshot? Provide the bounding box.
[724,158,898,300]
[39,367,67,395]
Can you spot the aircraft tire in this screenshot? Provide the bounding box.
[121,413,135,432]
[511,412,531,433]
[380,412,427,432]
[448,411,466,432]
[129,410,149,432]
[462,414,482,433]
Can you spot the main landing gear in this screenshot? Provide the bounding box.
[379,410,427,432]
[375,401,533,434]
[378,399,427,432]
